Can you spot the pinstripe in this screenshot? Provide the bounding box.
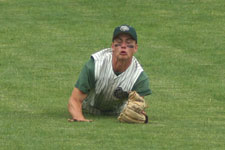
[84,48,143,111]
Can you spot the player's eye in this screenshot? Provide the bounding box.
[127,45,134,48]
[115,44,121,47]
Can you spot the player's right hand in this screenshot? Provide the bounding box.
[68,118,93,122]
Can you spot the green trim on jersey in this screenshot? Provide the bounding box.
[75,57,152,96]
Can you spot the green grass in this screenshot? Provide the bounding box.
[0,0,225,149]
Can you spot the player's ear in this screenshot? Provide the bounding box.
[134,44,138,53]
[111,42,115,49]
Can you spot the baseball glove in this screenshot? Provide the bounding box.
[114,87,148,124]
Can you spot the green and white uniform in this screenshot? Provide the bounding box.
[75,48,151,115]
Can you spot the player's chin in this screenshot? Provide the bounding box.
[118,56,129,60]
[119,53,129,58]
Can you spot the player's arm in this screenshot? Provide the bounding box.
[68,87,92,122]
[67,58,95,122]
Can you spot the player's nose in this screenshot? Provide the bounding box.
[121,42,127,48]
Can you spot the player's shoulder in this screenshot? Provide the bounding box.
[137,71,149,82]
[92,48,112,60]
[140,71,149,78]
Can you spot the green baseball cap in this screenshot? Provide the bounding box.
[112,25,137,43]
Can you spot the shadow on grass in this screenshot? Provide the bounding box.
[39,109,115,122]
[148,115,167,127]
[40,108,70,120]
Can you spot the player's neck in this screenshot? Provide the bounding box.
[112,58,132,73]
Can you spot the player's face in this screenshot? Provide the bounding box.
[111,34,138,61]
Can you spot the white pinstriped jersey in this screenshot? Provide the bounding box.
[84,48,143,111]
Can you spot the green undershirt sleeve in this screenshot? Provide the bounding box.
[75,57,95,94]
[132,72,152,96]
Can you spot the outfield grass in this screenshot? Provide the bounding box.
[0,0,225,149]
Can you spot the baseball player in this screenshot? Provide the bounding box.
[68,25,152,123]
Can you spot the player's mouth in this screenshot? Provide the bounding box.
[120,51,127,55]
